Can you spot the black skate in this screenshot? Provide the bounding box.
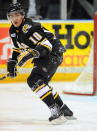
[60,104,76,120]
[61,104,73,116]
[49,104,63,122]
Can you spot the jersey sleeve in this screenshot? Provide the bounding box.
[35,39,52,57]
[9,26,19,48]
[11,50,20,61]
[9,26,20,60]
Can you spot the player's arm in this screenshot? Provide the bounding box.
[7,48,21,78]
[18,23,52,66]
[18,38,52,67]
[35,38,52,57]
[7,27,21,78]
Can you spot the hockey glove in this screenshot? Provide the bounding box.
[18,49,40,67]
[7,58,17,78]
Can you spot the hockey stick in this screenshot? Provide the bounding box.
[0,73,10,80]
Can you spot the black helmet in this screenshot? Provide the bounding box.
[7,2,25,17]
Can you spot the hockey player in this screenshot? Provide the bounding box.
[7,2,73,122]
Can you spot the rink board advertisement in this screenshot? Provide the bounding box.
[0,20,93,82]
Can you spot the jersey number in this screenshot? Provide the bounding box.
[29,32,42,44]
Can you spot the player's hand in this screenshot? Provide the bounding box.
[7,58,17,78]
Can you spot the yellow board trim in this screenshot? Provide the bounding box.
[0,23,11,27]
[0,73,80,83]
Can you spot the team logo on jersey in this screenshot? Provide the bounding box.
[22,24,32,33]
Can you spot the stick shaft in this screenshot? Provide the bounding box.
[0,74,9,80]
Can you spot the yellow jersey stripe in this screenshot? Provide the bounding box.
[54,93,59,99]
[13,49,22,53]
[37,38,47,45]
[38,38,52,51]
[40,91,52,100]
[34,84,46,93]
[41,44,52,51]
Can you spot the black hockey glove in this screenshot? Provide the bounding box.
[7,58,17,78]
[18,49,40,67]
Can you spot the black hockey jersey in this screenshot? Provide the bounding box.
[9,18,65,61]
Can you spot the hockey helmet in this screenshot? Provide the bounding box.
[7,2,25,17]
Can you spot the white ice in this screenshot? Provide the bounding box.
[0,82,97,131]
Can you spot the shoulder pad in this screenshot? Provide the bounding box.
[32,22,41,29]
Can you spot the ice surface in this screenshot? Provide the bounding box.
[0,82,97,131]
